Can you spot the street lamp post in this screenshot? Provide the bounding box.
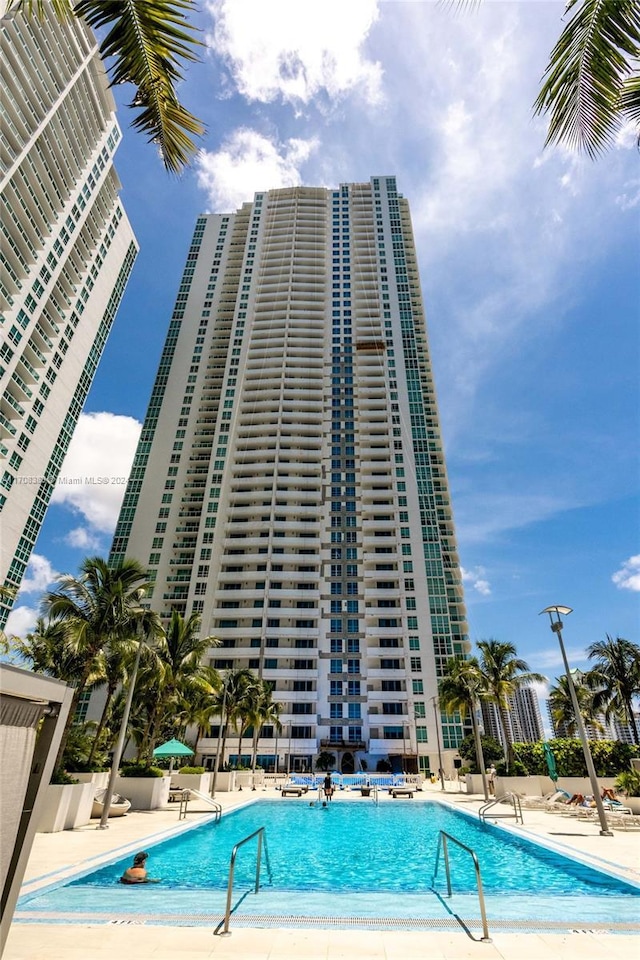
[540,606,612,837]
[431,696,446,791]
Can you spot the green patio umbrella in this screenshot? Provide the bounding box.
[153,738,194,773]
[543,742,558,783]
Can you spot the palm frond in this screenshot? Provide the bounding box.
[74,0,204,173]
[534,0,640,157]
[620,73,640,122]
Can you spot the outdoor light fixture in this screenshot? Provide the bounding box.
[539,606,612,837]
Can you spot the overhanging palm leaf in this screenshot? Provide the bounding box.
[534,0,640,157]
[9,0,204,173]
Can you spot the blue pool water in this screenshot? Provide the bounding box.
[18,800,639,927]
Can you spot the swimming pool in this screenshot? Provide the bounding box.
[17,800,640,931]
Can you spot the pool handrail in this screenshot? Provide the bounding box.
[478,792,523,825]
[432,830,492,943]
[178,788,222,822]
[215,826,271,937]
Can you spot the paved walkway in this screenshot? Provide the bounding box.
[5,784,639,960]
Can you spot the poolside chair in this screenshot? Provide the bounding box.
[517,790,570,810]
[91,788,131,819]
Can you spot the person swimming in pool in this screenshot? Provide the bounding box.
[119,851,161,884]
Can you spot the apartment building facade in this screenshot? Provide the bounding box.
[0,5,138,624]
[110,177,469,775]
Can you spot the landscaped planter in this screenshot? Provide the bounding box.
[37,782,95,833]
[114,775,170,810]
[622,796,640,814]
[72,771,110,789]
[170,773,209,796]
[211,771,236,792]
[235,771,252,789]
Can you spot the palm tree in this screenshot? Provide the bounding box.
[86,637,139,766]
[586,635,640,745]
[135,610,218,762]
[9,0,204,173]
[43,556,152,767]
[179,664,223,756]
[439,656,489,801]
[249,681,282,779]
[548,672,604,738]
[476,639,545,771]
[533,0,640,158]
[213,668,259,770]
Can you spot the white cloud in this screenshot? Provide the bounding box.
[64,527,103,551]
[616,178,640,211]
[18,554,58,594]
[50,412,141,534]
[205,0,382,106]
[196,129,319,211]
[455,491,572,545]
[535,645,587,670]
[612,555,640,592]
[461,565,491,596]
[4,604,39,640]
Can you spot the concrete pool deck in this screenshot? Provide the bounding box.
[5,783,639,960]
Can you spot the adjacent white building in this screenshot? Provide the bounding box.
[110,178,470,775]
[480,686,545,747]
[0,5,138,624]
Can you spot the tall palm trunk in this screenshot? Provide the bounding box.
[624,696,640,745]
[498,706,514,770]
[471,703,489,801]
[87,682,118,765]
[237,726,245,768]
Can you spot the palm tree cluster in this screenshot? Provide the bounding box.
[438,639,545,793]
[548,636,640,745]
[6,556,282,775]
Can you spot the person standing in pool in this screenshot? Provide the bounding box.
[119,851,161,884]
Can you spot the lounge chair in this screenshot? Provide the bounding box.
[91,788,131,819]
[281,782,309,797]
[390,786,414,798]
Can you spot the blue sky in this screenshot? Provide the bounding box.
[7,1,639,710]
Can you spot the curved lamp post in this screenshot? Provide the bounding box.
[539,606,612,837]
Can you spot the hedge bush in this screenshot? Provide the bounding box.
[120,763,165,778]
[512,739,636,777]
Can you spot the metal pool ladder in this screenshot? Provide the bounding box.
[479,792,523,824]
[214,827,272,936]
[432,830,492,942]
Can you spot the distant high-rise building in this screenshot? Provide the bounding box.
[611,713,640,746]
[480,686,544,746]
[547,668,614,741]
[0,6,137,624]
[110,178,469,776]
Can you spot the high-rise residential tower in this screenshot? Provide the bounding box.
[0,6,138,624]
[111,178,469,775]
[480,686,544,747]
